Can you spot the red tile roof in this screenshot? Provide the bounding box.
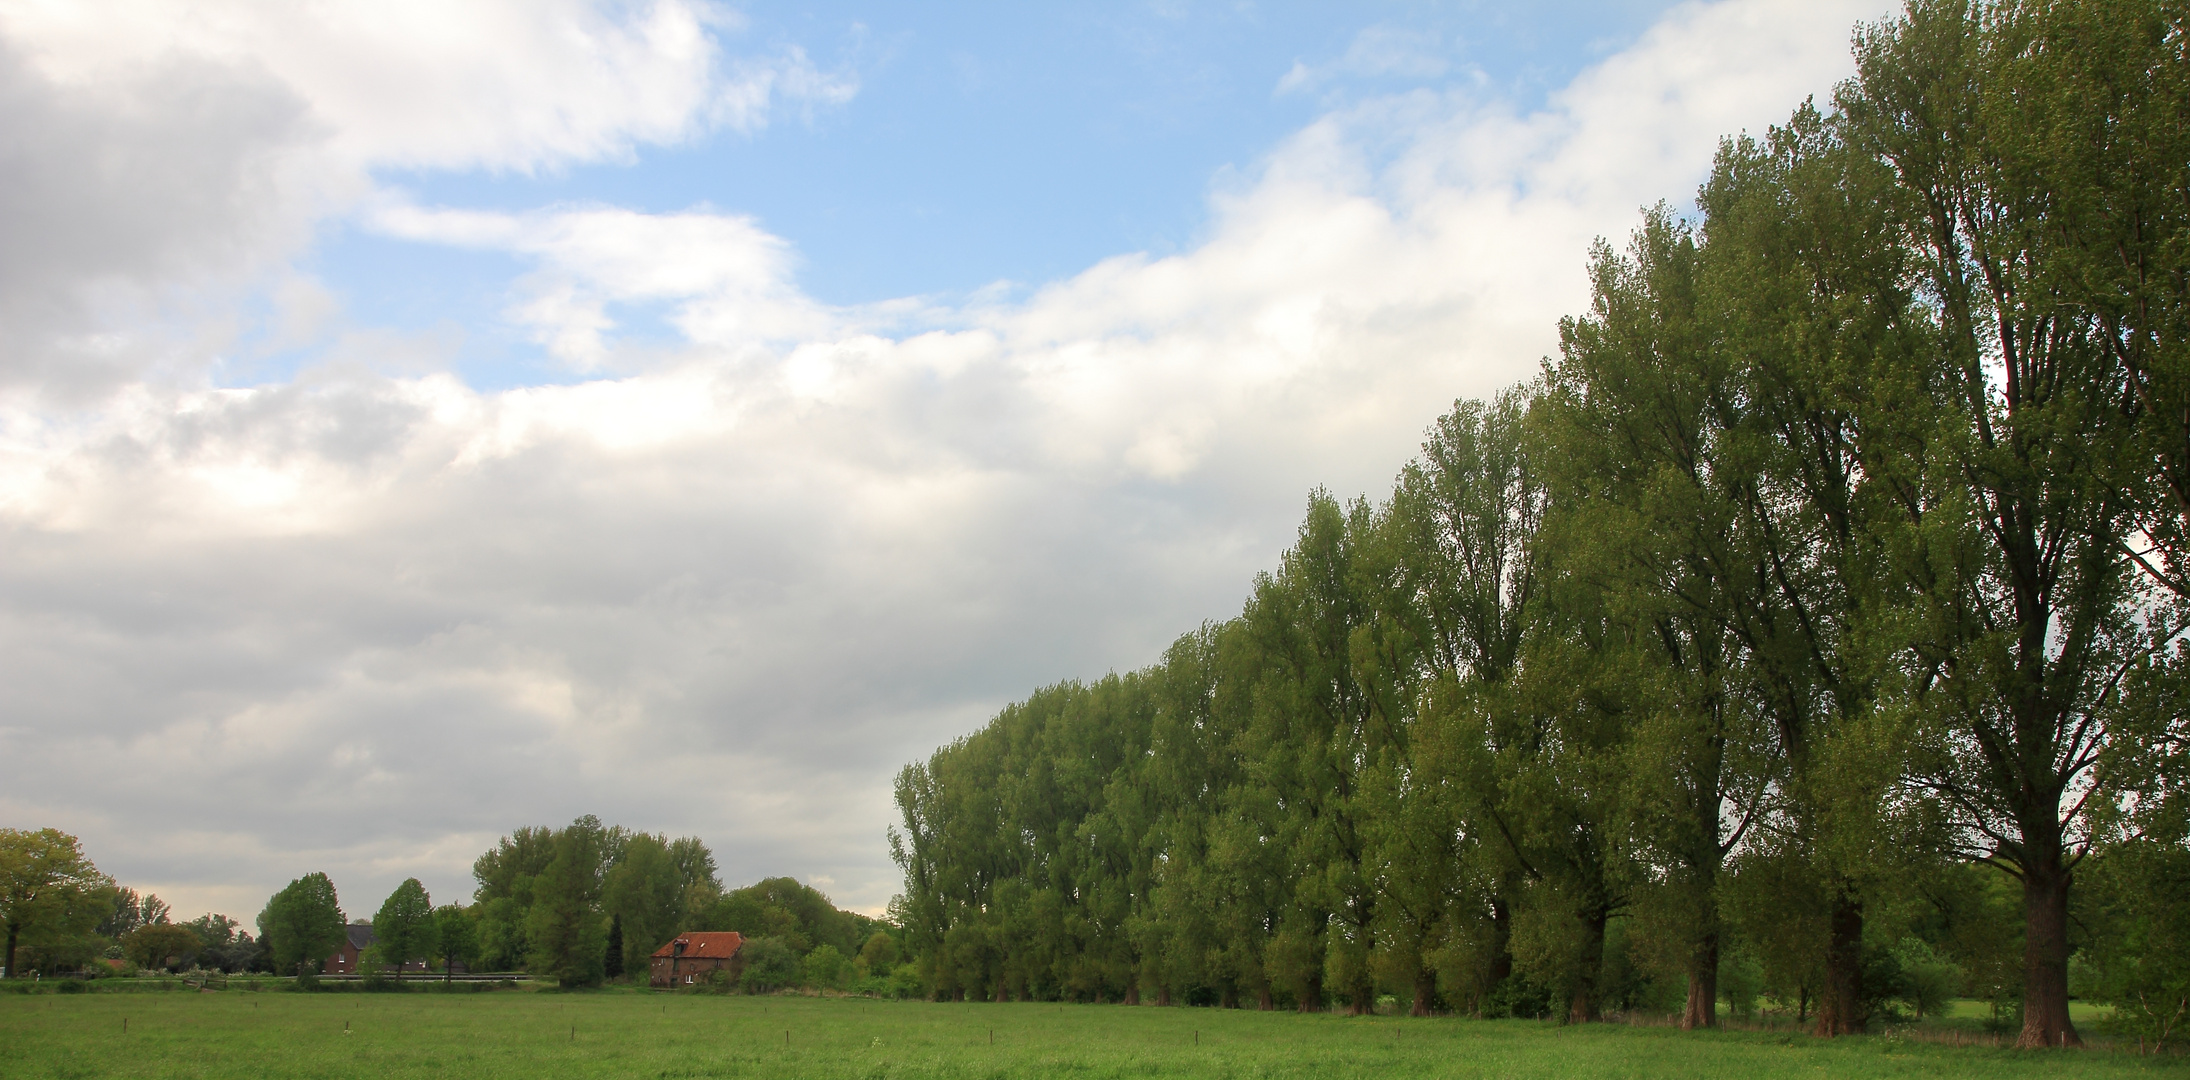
[651,931,744,959]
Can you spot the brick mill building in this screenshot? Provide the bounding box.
[650,932,745,988]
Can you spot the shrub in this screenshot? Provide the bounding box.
[883,965,926,1001]
[803,944,849,991]
[1717,948,1764,1020]
[1478,974,1553,1020]
[1887,938,1960,1021]
[360,971,410,993]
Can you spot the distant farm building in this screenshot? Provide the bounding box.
[651,932,745,988]
[325,924,375,975]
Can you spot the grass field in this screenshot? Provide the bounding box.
[0,988,2178,1079]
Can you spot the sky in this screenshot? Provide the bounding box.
[0,0,1897,923]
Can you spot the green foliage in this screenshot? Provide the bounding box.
[803,944,849,990]
[372,879,436,977]
[1887,938,1961,1021]
[119,924,201,972]
[0,828,110,980]
[430,905,478,977]
[526,822,609,988]
[694,878,882,964]
[1717,947,1763,1021]
[185,913,266,973]
[258,873,344,977]
[472,818,725,982]
[601,833,687,974]
[96,888,168,939]
[856,931,899,977]
[737,936,800,994]
[2076,840,2190,1049]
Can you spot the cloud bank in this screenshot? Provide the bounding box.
[0,0,1889,920]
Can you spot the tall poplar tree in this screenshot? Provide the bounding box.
[1841,0,2154,1047]
[527,818,610,987]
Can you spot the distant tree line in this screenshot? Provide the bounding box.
[0,827,270,978]
[2,819,906,996]
[890,0,2190,1051]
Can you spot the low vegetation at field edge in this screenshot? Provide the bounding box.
[0,991,2178,1080]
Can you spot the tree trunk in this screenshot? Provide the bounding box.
[1568,907,1609,1024]
[1814,892,1864,1036]
[1156,983,1172,1007]
[1257,986,1273,1011]
[2018,856,2082,1049]
[3,920,17,979]
[1122,982,1139,1006]
[1297,971,1322,1012]
[1681,928,1718,1030]
[1411,968,1437,1017]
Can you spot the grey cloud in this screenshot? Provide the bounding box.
[0,43,315,397]
[0,363,1303,917]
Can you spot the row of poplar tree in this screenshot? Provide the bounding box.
[889,0,2190,1051]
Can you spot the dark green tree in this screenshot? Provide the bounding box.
[1841,0,2157,1047]
[470,825,557,971]
[120,924,201,972]
[371,878,435,980]
[0,828,108,980]
[526,819,610,987]
[604,833,684,976]
[430,904,478,982]
[259,873,345,978]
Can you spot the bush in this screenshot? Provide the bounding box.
[1888,938,1961,1020]
[803,944,849,991]
[1478,974,1553,1020]
[2079,840,2190,1051]
[1718,948,1764,1020]
[883,965,927,1000]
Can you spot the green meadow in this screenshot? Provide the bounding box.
[0,988,2177,1080]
